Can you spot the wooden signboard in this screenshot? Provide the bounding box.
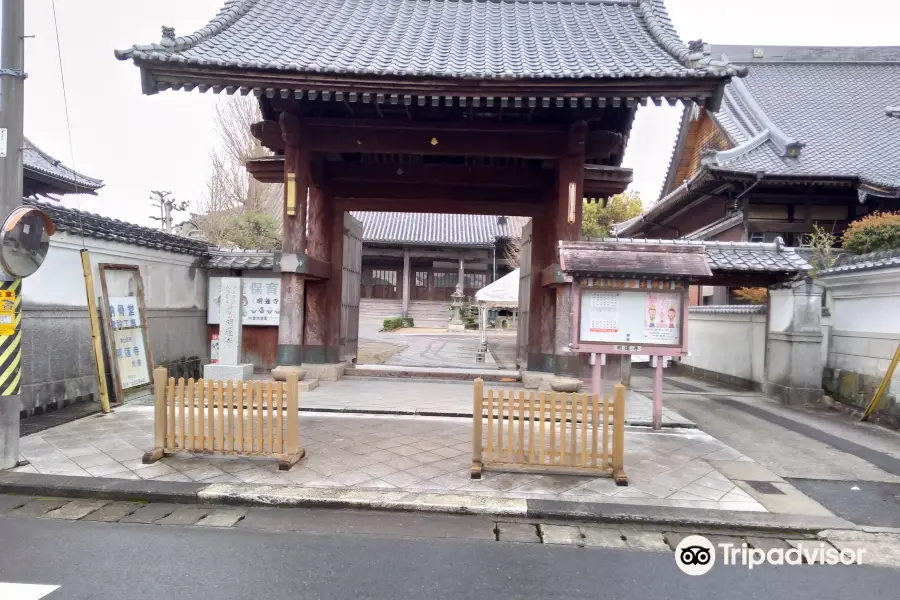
[98,264,154,404]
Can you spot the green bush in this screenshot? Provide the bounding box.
[842,211,900,254]
[461,304,479,329]
[383,316,414,331]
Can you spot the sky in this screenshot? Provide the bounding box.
[15,0,900,227]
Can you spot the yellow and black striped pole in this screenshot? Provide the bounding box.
[0,277,21,469]
[0,278,22,396]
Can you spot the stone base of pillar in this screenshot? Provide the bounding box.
[448,321,466,333]
[271,365,306,382]
[301,362,349,382]
[523,354,632,390]
[204,363,253,381]
[521,370,556,391]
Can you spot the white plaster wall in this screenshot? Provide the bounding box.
[767,289,793,333]
[821,267,900,390]
[680,312,766,384]
[23,231,206,310]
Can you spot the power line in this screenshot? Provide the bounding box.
[50,0,86,247]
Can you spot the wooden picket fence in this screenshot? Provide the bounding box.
[471,379,627,484]
[143,367,305,470]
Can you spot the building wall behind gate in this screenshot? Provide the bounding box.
[21,232,208,415]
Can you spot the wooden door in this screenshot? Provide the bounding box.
[517,220,532,369]
[340,213,363,363]
[412,270,430,300]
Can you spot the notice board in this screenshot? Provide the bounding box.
[577,278,685,350]
[98,264,154,403]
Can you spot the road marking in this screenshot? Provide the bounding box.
[0,583,60,599]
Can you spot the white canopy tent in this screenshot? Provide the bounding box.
[474,269,519,344]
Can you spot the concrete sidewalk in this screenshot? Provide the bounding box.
[10,403,836,518]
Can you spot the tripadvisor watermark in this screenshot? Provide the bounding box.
[675,534,865,576]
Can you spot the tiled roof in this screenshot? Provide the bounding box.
[26,198,209,255]
[689,305,766,314]
[817,248,900,276]
[351,212,527,246]
[114,0,744,82]
[207,250,275,270]
[599,237,811,274]
[702,45,900,191]
[23,138,104,195]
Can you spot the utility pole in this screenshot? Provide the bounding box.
[0,0,26,470]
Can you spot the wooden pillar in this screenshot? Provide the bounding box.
[554,122,587,377]
[527,122,586,376]
[458,258,465,291]
[303,183,344,364]
[401,247,410,318]
[527,189,556,373]
[276,114,309,367]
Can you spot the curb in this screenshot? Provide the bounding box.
[0,472,853,534]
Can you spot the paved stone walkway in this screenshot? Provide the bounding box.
[359,317,499,369]
[12,404,779,512]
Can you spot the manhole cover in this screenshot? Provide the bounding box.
[744,480,785,495]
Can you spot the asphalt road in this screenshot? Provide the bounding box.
[1,515,898,600]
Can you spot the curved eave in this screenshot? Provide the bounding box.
[126,60,739,112]
[23,167,104,196]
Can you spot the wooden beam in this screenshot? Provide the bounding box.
[297,119,568,158]
[246,157,285,183]
[328,180,542,205]
[254,117,631,159]
[333,197,544,217]
[583,165,633,198]
[362,248,492,260]
[325,162,553,188]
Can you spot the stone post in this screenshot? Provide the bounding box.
[204,277,253,380]
[765,277,825,405]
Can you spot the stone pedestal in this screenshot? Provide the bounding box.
[301,362,348,382]
[765,278,825,405]
[271,365,306,382]
[204,363,253,381]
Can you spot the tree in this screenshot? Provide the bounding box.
[149,190,189,233]
[806,223,837,277]
[582,191,643,238]
[733,288,768,304]
[220,213,282,249]
[192,96,284,247]
[842,211,900,255]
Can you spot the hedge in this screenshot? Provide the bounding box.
[383,316,414,331]
[842,211,900,254]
